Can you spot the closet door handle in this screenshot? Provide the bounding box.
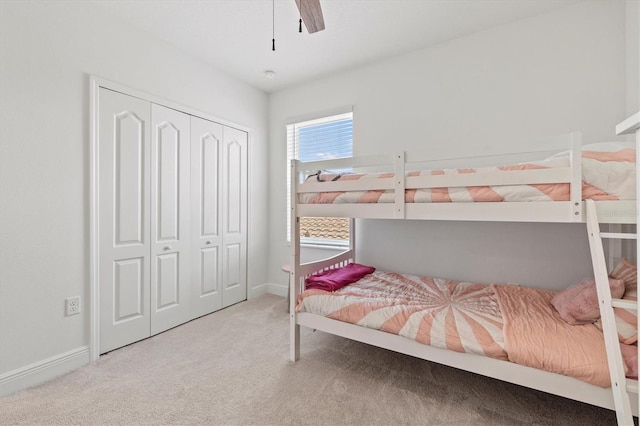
[163,246,172,251]
[206,241,212,245]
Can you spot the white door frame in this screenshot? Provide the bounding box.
[90,76,251,361]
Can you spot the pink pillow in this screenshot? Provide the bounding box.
[610,258,637,292]
[551,278,625,325]
[595,258,638,344]
[305,263,375,291]
[620,343,638,379]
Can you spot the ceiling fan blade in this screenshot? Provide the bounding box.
[295,0,325,33]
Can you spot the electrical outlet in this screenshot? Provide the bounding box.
[65,296,80,316]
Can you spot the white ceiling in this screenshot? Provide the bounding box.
[96,0,581,93]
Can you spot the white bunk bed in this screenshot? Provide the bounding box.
[289,125,640,424]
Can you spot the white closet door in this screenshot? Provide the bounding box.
[190,116,223,317]
[98,89,151,354]
[221,127,248,307]
[150,104,192,335]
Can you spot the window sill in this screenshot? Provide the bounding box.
[300,243,348,251]
[286,241,349,251]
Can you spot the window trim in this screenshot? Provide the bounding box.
[300,238,350,249]
[285,105,353,126]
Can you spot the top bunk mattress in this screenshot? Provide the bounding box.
[298,142,635,205]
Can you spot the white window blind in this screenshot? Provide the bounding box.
[287,112,353,246]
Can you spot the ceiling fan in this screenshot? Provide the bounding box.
[272,0,325,51]
[295,0,325,33]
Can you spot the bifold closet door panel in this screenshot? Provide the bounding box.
[221,126,248,308]
[98,89,151,354]
[150,104,192,335]
[190,116,223,317]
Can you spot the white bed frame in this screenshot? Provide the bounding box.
[289,127,640,422]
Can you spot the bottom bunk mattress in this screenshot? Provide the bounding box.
[296,269,619,387]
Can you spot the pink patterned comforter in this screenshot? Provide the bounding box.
[299,143,635,204]
[297,270,615,386]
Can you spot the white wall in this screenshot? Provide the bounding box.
[0,1,269,387]
[627,0,640,117]
[268,1,631,290]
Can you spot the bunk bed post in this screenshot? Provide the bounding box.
[290,159,301,362]
[394,152,406,218]
[349,218,356,262]
[569,132,582,221]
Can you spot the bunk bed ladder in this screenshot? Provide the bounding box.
[585,199,638,425]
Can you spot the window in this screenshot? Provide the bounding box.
[287,111,353,247]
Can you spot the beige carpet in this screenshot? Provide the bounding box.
[0,294,621,425]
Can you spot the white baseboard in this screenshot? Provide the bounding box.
[249,283,287,299]
[0,346,90,397]
[248,282,269,299]
[267,283,288,297]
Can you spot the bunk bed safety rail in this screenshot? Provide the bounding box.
[403,168,572,189]
[295,132,584,222]
[293,153,395,174]
[298,167,576,195]
[297,250,355,279]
